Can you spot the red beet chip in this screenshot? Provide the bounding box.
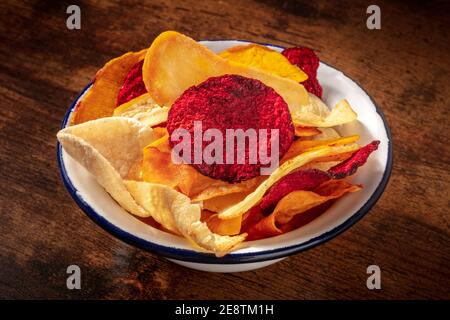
[282,46,320,79]
[302,76,323,98]
[328,141,380,179]
[116,59,147,106]
[167,74,295,183]
[282,46,323,97]
[259,169,331,214]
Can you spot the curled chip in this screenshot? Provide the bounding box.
[219,44,308,82]
[245,180,361,239]
[116,59,148,107]
[72,49,146,125]
[167,74,295,183]
[57,31,382,256]
[328,140,380,178]
[113,93,169,128]
[291,98,358,128]
[295,125,321,137]
[218,143,360,220]
[141,130,263,201]
[259,169,331,213]
[272,180,362,225]
[282,46,320,79]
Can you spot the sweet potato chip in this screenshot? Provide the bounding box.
[282,135,360,162]
[57,117,156,216]
[113,92,169,127]
[219,44,308,82]
[141,131,264,201]
[124,181,246,256]
[246,211,282,240]
[202,192,251,212]
[142,31,309,110]
[203,212,242,236]
[72,50,147,125]
[218,143,360,220]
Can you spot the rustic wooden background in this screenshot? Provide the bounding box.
[0,0,449,299]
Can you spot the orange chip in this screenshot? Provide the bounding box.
[141,129,263,201]
[72,49,147,125]
[295,125,321,137]
[273,180,362,225]
[219,44,308,82]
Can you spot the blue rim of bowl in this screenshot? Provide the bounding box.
[56,40,393,264]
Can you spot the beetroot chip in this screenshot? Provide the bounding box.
[116,59,147,106]
[328,140,380,179]
[259,169,330,214]
[167,74,295,183]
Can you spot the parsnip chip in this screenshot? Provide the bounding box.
[219,44,308,82]
[72,50,147,125]
[124,181,246,256]
[218,144,360,220]
[57,117,155,216]
[142,31,309,109]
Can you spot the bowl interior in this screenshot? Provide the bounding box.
[58,40,392,263]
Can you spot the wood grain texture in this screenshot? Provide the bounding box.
[0,0,449,299]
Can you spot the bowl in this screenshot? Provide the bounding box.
[57,40,393,273]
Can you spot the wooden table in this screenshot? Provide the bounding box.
[1,0,449,299]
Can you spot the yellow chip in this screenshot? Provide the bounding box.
[72,49,147,125]
[142,31,309,110]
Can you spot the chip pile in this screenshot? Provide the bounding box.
[58,31,381,256]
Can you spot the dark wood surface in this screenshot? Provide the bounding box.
[0,0,449,299]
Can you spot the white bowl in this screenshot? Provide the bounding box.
[57,40,393,273]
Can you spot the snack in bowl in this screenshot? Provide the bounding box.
[57,31,381,258]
